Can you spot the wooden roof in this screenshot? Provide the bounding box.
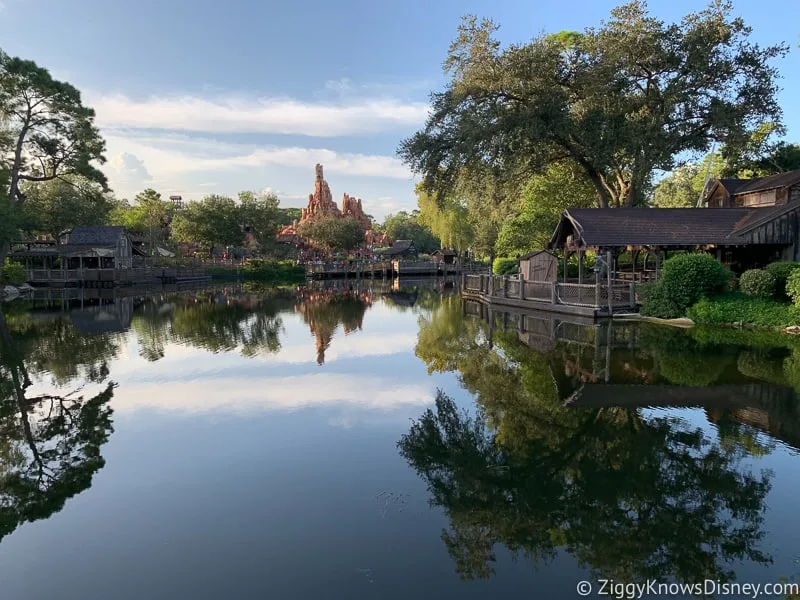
[519,249,557,260]
[66,226,127,247]
[548,208,759,249]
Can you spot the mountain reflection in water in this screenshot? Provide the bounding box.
[0,282,799,598]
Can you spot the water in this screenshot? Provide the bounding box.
[1,281,800,599]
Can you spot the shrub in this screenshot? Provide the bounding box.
[493,257,518,275]
[766,261,800,297]
[658,253,729,311]
[1,259,26,286]
[638,282,684,319]
[786,269,800,305]
[687,293,800,328]
[738,269,776,298]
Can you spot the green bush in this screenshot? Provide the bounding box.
[787,269,800,305]
[238,259,305,282]
[659,253,729,310]
[765,261,800,297]
[1,259,26,286]
[738,269,776,298]
[687,293,800,328]
[493,257,518,275]
[638,282,684,319]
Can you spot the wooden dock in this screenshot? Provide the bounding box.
[305,260,489,280]
[461,273,638,318]
[26,266,211,287]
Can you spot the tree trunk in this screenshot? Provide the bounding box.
[0,240,10,272]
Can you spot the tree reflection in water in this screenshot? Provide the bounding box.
[0,304,116,542]
[404,298,776,583]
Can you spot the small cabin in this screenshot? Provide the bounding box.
[519,250,558,282]
[432,249,458,264]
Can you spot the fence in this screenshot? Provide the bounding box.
[462,273,637,312]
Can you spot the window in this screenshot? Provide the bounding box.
[738,190,776,207]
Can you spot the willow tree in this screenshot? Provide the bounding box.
[0,49,107,261]
[399,1,787,208]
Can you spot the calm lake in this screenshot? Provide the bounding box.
[1,280,800,599]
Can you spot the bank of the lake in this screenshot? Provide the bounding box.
[1,281,800,599]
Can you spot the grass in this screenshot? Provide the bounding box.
[687,292,800,328]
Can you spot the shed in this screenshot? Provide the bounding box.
[519,250,558,282]
[432,249,458,264]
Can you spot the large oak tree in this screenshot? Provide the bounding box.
[399,1,788,208]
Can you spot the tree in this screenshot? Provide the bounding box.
[399,3,787,208]
[495,161,595,256]
[381,211,440,253]
[171,194,243,256]
[738,142,800,178]
[0,50,107,262]
[416,186,473,254]
[298,216,364,254]
[238,190,280,253]
[19,175,113,239]
[277,207,302,226]
[651,164,703,208]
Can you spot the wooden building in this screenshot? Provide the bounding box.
[519,250,558,282]
[548,171,800,282]
[705,171,800,208]
[376,240,417,258]
[60,226,135,269]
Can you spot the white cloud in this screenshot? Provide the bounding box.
[105,152,152,190]
[88,91,429,137]
[101,130,413,201]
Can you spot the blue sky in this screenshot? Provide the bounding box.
[0,0,797,219]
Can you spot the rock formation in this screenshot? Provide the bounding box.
[276,164,392,249]
[340,193,372,230]
[301,164,340,222]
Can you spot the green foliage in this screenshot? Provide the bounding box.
[171,194,243,255]
[638,282,684,319]
[399,4,787,208]
[238,190,281,252]
[765,261,800,298]
[277,207,302,226]
[381,211,440,253]
[787,269,800,305]
[492,257,518,275]
[297,216,364,253]
[1,52,108,199]
[659,253,730,312]
[416,186,473,253]
[495,161,595,256]
[687,293,800,328]
[651,163,703,208]
[1,259,25,285]
[738,269,776,298]
[240,259,305,282]
[19,175,112,239]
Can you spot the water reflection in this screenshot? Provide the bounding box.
[404,298,800,586]
[0,304,115,543]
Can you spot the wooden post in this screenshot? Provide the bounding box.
[562,251,568,282]
[607,250,613,315]
[551,280,558,305]
[629,282,636,308]
[503,277,509,298]
[578,250,584,286]
[595,250,601,307]
[654,248,662,282]
[519,278,525,300]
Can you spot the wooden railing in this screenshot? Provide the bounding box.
[462,273,637,311]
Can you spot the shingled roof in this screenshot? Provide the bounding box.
[65,226,127,247]
[735,170,800,194]
[548,208,756,248]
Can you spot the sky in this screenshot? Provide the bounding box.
[0,0,798,220]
